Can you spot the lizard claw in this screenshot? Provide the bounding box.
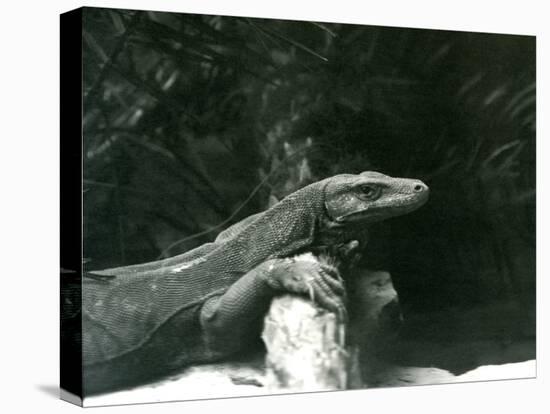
[265,255,348,322]
[304,277,315,303]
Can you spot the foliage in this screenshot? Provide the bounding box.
[82,8,535,313]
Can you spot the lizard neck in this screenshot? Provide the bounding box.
[315,213,370,247]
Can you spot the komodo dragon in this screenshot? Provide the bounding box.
[80,171,429,394]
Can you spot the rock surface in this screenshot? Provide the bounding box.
[262,295,349,392]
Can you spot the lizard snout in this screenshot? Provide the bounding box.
[408,180,430,208]
[412,181,429,194]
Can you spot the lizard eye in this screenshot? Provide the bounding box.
[357,185,381,200]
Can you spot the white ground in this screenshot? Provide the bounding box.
[84,359,536,407]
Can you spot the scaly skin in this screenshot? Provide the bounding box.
[81,171,429,395]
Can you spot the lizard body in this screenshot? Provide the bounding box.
[81,171,429,394]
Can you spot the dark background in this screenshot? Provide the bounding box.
[82,7,535,372]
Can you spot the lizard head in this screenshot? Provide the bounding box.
[324,171,429,226]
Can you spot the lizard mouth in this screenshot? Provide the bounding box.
[335,191,429,224]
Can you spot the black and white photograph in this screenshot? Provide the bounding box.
[3,0,550,412]
[58,5,538,407]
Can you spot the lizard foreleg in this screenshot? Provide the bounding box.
[199,257,347,355]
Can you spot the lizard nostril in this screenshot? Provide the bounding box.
[414,184,424,192]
